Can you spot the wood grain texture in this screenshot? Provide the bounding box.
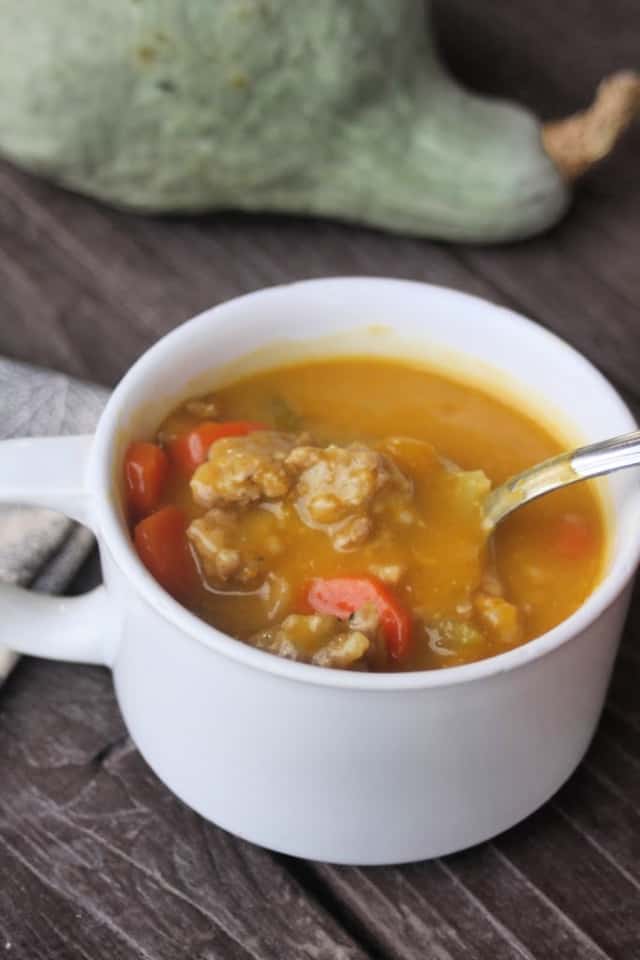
[0,662,367,960]
[1,0,640,957]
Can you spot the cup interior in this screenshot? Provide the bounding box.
[92,277,640,687]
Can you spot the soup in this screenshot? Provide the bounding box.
[124,358,605,671]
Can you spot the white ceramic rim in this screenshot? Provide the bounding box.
[90,277,640,691]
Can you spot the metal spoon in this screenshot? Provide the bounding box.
[483,429,640,530]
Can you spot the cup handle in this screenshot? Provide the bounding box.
[0,434,108,666]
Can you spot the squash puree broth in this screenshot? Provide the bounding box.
[150,358,604,671]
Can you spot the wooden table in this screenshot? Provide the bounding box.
[1,2,639,957]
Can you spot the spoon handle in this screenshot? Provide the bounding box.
[484,429,640,529]
[571,429,640,477]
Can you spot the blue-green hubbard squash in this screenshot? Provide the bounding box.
[0,0,638,241]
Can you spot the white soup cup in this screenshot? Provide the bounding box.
[1,277,639,865]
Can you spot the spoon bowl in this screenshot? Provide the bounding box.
[484,429,640,529]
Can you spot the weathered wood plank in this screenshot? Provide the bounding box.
[0,160,509,387]
[492,804,640,959]
[606,656,640,729]
[553,765,640,885]
[455,235,640,403]
[311,818,629,960]
[309,857,535,960]
[0,661,368,960]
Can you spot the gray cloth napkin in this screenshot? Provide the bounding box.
[0,357,109,683]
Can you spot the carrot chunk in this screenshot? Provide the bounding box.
[124,441,169,518]
[552,513,596,560]
[169,421,267,474]
[134,506,196,600]
[306,575,412,661]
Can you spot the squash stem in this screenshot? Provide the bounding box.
[542,70,640,180]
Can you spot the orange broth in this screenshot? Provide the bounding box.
[129,357,604,671]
